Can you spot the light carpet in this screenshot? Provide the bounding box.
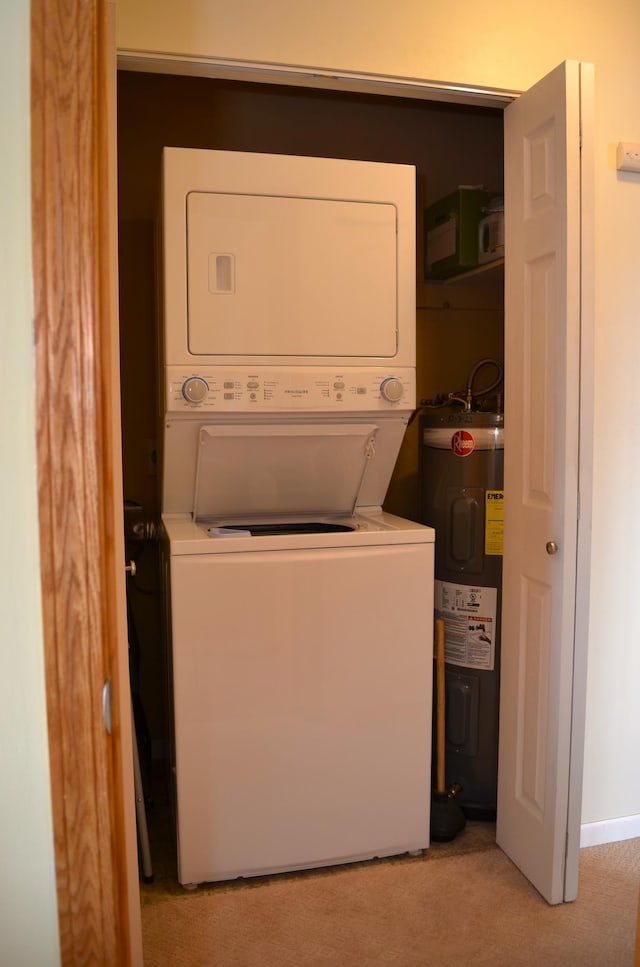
[140,836,640,966]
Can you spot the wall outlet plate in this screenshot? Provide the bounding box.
[616,142,640,172]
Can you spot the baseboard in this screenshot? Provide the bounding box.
[580,814,640,847]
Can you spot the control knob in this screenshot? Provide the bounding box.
[379,377,404,403]
[181,376,209,404]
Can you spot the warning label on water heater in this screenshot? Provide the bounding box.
[435,580,497,671]
[485,489,504,556]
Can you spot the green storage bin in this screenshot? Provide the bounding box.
[424,188,500,280]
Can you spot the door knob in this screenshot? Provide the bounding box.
[546,541,558,555]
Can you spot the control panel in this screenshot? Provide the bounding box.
[165,366,415,413]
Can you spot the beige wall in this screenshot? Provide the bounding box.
[115,0,599,92]
[1,2,61,964]
[116,0,640,830]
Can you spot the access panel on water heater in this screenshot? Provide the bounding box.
[186,191,399,358]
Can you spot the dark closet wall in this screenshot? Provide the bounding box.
[117,70,504,746]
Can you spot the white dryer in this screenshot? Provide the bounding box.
[158,149,435,886]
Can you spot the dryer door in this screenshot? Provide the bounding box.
[186,191,398,359]
[162,149,416,368]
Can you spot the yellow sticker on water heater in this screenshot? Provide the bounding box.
[485,490,504,555]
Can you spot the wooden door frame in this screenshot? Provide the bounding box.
[32,0,135,961]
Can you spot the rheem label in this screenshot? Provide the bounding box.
[451,429,475,457]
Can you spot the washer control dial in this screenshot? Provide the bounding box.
[379,377,404,403]
[181,376,209,404]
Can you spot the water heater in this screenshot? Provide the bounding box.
[420,408,503,819]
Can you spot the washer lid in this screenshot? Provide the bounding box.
[193,423,379,521]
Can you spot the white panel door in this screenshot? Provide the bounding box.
[497,61,593,904]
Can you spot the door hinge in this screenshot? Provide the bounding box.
[102,677,112,735]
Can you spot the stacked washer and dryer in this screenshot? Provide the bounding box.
[158,147,435,887]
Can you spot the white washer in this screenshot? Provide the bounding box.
[163,510,434,885]
[158,149,435,886]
